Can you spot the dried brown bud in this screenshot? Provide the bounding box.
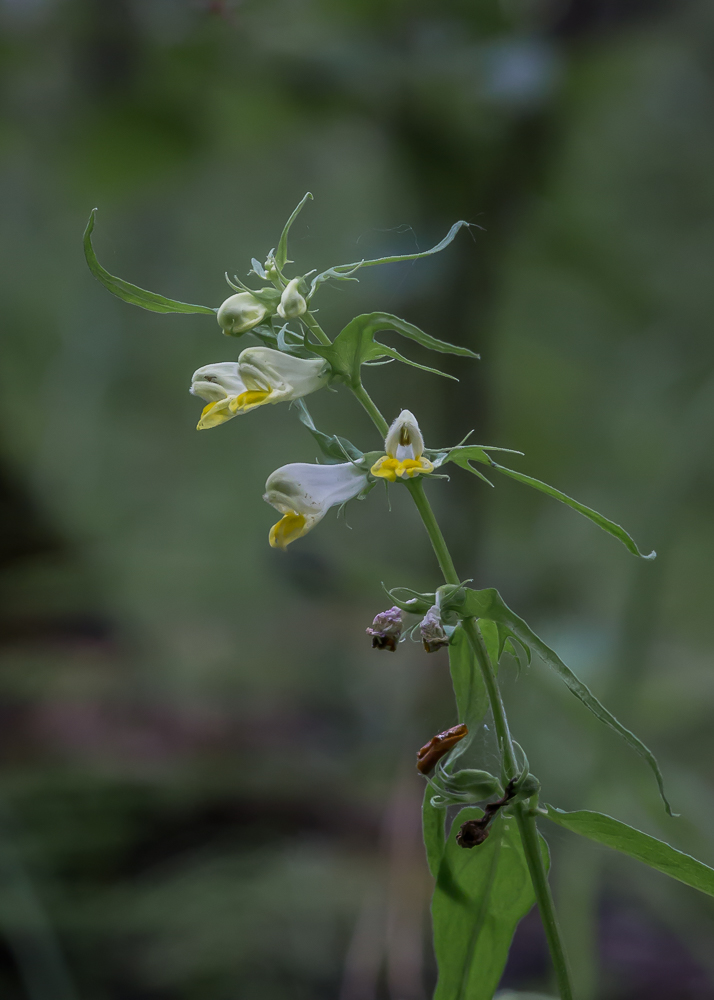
[419,605,450,653]
[416,723,468,774]
[366,606,403,652]
[456,819,490,849]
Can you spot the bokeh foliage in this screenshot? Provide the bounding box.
[1,0,714,998]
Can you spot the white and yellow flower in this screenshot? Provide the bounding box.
[216,292,268,335]
[370,410,434,481]
[190,347,329,430]
[264,462,368,549]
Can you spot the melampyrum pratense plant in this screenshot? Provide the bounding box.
[85,194,714,1000]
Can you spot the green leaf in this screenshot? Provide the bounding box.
[312,312,471,386]
[458,588,675,816]
[423,791,446,879]
[275,192,313,271]
[332,219,474,273]
[83,210,216,316]
[544,806,714,895]
[432,811,540,1000]
[490,461,655,560]
[293,399,364,465]
[438,446,654,560]
[448,625,489,730]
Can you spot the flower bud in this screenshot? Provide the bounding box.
[366,607,403,651]
[419,605,450,653]
[277,278,307,320]
[416,723,468,774]
[217,292,267,335]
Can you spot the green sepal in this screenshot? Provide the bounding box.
[382,585,434,615]
[275,192,313,272]
[439,768,503,801]
[452,588,675,816]
[431,810,546,1000]
[311,312,477,387]
[83,210,216,315]
[544,806,714,895]
[328,219,475,275]
[438,445,655,560]
[293,399,363,465]
[224,274,282,307]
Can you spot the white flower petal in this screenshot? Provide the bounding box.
[190,362,246,402]
[384,409,425,460]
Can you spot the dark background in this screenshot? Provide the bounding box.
[1,0,714,998]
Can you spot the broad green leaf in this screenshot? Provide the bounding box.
[293,399,364,465]
[423,792,447,878]
[332,219,474,273]
[311,313,459,384]
[275,192,313,271]
[544,806,714,895]
[459,588,674,816]
[83,211,216,315]
[432,811,541,1000]
[448,625,489,730]
[439,447,654,560]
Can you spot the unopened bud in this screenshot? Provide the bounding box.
[217,293,267,335]
[446,768,502,801]
[277,278,307,319]
[366,606,402,651]
[416,723,468,774]
[420,605,450,653]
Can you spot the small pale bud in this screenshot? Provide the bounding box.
[366,606,402,652]
[420,605,450,653]
[277,278,307,319]
[217,293,267,335]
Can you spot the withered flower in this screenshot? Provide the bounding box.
[419,605,450,653]
[366,606,403,651]
[416,723,468,774]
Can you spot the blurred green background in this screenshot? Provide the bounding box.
[1,0,714,998]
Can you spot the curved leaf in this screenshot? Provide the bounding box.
[544,806,714,895]
[275,192,313,271]
[332,219,475,272]
[83,211,216,315]
[293,399,363,465]
[459,588,675,816]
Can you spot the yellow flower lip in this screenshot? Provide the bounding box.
[269,511,308,550]
[370,455,434,481]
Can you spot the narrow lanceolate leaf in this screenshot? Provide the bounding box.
[332,219,474,273]
[423,791,446,879]
[489,461,655,560]
[432,811,541,1000]
[83,211,216,315]
[544,806,714,896]
[312,313,473,387]
[448,625,489,730]
[440,446,654,560]
[293,399,363,465]
[275,192,313,271]
[459,588,675,817]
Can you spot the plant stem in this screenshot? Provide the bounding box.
[302,309,333,347]
[347,383,575,999]
[351,381,390,438]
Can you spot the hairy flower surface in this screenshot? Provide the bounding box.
[370,410,434,481]
[264,462,368,549]
[191,348,329,429]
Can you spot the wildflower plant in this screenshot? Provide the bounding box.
[85,195,714,999]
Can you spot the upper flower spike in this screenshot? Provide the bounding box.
[370,410,434,481]
[264,462,368,550]
[190,347,329,430]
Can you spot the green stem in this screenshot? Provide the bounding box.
[351,381,390,438]
[301,309,332,347]
[347,382,574,999]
